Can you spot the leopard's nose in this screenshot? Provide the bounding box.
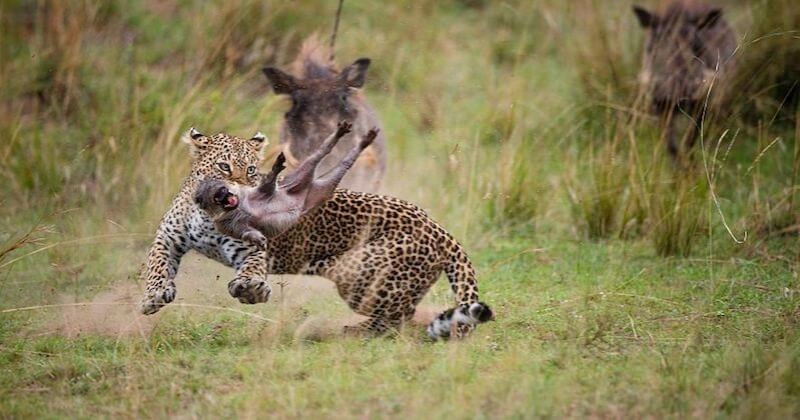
[230,169,248,185]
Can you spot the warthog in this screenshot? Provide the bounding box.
[633,1,737,159]
[262,37,386,192]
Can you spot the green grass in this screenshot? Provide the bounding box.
[1,0,799,417]
[1,239,798,417]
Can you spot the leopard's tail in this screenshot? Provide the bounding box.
[426,240,494,340]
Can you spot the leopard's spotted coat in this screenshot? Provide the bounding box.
[141,129,493,339]
[140,129,271,315]
[260,189,493,339]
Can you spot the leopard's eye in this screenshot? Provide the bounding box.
[217,162,231,173]
[247,165,257,175]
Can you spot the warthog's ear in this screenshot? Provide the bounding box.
[632,5,655,28]
[182,127,211,158]
[262,67,298,95]
[697,8,722,29]
[341,58,370,88]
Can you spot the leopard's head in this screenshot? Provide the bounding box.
[182,127,267,187]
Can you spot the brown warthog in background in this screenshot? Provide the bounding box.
[262,37,386,193]
[633,1,737,160]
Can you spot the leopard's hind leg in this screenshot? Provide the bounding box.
[312,235,440,338]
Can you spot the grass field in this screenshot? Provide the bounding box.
[1,0,799,417]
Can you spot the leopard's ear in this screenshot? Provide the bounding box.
[182,127,211,158]
[249,131,268,158]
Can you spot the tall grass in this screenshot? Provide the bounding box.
[563,0,641,103]
[491,135,543,225]
[484,105,544,228]
[744,112,800,238]
[0,1,799,417]
[558,0,799,256]
[0,0,791,244]
[728,0,800,127]
[0,0,793,285]
[649,169,709,256]
[565,137,628,239]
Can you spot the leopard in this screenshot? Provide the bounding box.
[142,128,494,340]
[139,128,272,315]
[237,188,493,340]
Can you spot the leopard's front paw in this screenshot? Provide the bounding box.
[140,282,176,315]
[228,276,271,304]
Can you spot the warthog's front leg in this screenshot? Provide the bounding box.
[303,128,379,213]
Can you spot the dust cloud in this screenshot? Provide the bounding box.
[36,253,442,340]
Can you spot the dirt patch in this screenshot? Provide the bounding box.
[410,304,443,326]
[292,304,445,342]
[293,314,366,342]
[38,254,446,339]
[269,273,338,308]
[43,255,232,338]
[40,255,339,339]
[53,281,159,339]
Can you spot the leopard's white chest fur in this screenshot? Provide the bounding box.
[185,205,253,267]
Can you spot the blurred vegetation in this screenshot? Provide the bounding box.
[0,0,798,417]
